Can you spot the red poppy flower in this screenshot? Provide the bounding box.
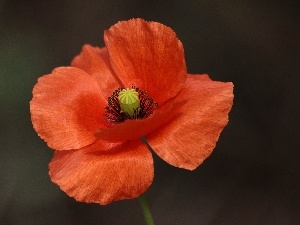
[30,18,233,205]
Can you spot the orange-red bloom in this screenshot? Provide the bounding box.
[30,18,233,205]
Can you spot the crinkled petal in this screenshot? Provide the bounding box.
[49,140,153,205]
[30,67,106,150]
[146,75,234,170]
[104,18,187,104]
[95,100,186,142]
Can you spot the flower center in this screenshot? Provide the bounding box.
[105,86,158,123]
[118,88,140,117]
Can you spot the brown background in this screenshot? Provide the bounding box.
[1,0,299,224]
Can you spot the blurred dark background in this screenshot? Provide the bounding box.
[1,0,299,224]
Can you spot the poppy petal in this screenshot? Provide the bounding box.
[49,140,153,205]
[146,75,234,170]
[30,67,106,150]
[71,45,121,99]
[104,18,187,104]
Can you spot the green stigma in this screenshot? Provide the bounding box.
[118,88,140,116]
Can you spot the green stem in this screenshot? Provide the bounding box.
[138,193,155,225]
